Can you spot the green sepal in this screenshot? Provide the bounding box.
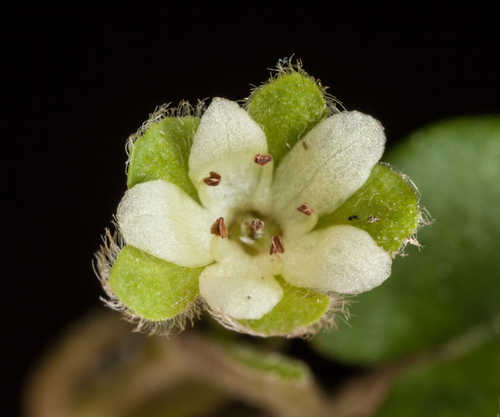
[238,276,330,336]
[315,163,420,255]
[376,335,500,417]
[109,245,203,321]
[127,116,200,201]
[312,116,500,364]
[222,342,310,380]
[247,70,327,165]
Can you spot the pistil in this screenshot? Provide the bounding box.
[226,211,282,256]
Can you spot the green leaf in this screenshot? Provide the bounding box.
[247,71,327,165]
[315,163,419,255]
[376,335,500,417]
[109,246,203,321]
[238,276,331,337]
[312,116,500,364]
[127,116,200,201]
[222,342,310,381]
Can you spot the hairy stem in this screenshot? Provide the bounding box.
[24,311,330,417]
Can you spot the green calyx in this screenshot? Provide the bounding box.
[127,116,200,201]
[247,69,328,166]
[238,276,331,337]
[316,163,420,255]
[109,245,203,321]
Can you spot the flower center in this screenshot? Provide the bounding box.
[228,211,282,256]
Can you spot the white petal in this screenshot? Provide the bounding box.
[199,255,283,320]
[281,225,392,294]
[189,98,272,218]
[272,111,385,237]
[117,180,214,268]
[209,235,284,277]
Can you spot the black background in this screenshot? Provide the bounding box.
[5,5,499,416]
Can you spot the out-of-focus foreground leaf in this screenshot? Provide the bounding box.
[312,116,500,364]
[220,341,311,381]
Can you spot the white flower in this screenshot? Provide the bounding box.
[116,98,392,321]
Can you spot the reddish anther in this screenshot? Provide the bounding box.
[297,203,313,216]
[210,217,228,238]
[254,153,273,166]
[269,235,285,255]
[203,171,221,186]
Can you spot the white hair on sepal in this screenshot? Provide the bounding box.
[378,162,433,258]
[243,56,345,117]
[203,292,351,339]
[124,99,207,176]
[93,227,204,337]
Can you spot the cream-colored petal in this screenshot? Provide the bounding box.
[117,180,213,268]
[209,235,284,277]
[189,98,272,219]
[272,111,385,237]
[281,225,392,294]
[199,255,283,320]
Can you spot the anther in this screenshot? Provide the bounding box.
[203,171,221,186]
[367,215,380,223]
[297,203,313,216]
[254,153,273,166]
[302,141,309,150]
[270,235,284,255]
[210,217,227,238]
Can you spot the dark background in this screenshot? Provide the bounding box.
[5,5,499,416]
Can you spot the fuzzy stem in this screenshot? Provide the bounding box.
[24,311,331,417]
[27,311,499,417]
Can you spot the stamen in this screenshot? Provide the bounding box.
[270,235,284,255]
[210,217,227,238]
[254,153,273,166]
[348,215,359,221]
[203,171,221,186]
[302,141,309,150]
[367,215,380,223]
[297,203,313,216]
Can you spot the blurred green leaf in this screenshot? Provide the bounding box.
[316,163,419,255]
[222,342,311,381]
[127,116,200,201]
[312,116,500,364]
[376,334,500,417]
